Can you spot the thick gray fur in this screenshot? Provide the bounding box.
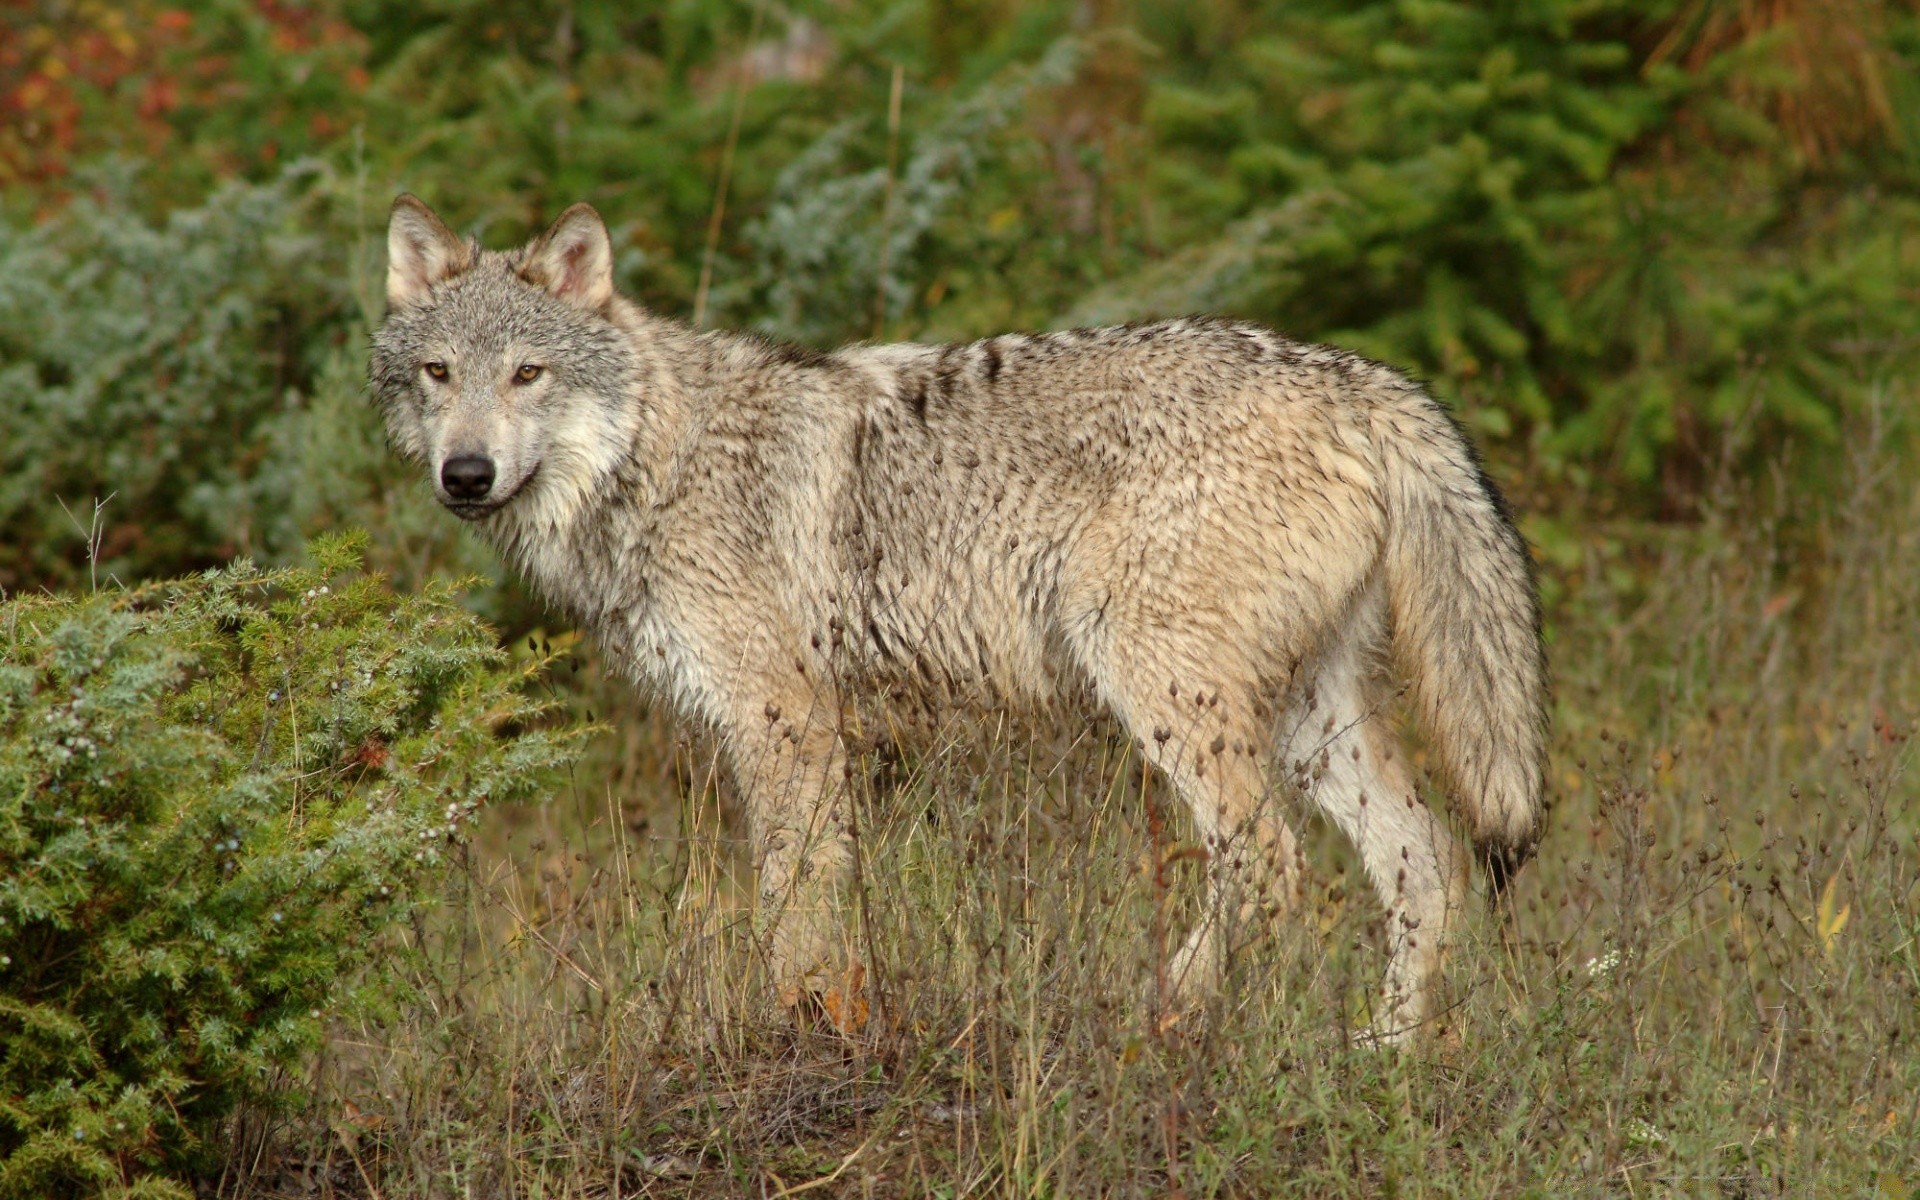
[371,196,1549,1040]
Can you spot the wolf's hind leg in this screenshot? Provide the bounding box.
[1085,648,1303,1011]
[1279,635,1469,1042]
[1163,747,1301,1010]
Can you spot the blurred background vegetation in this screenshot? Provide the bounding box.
[3,0,1915,604]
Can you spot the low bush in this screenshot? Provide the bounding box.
[0,163,357,595]
[0,535,583,1198]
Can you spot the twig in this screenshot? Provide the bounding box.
[56,492,115,594]
[765,1125,883,1197]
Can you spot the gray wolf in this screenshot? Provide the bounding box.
[370,195,1548,1040]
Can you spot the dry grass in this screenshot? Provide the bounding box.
[223,407,1918,1197]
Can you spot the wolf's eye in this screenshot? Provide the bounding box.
[424,361,448,380]
[515,363,543,384]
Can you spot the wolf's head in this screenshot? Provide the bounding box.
[369,196,638,522]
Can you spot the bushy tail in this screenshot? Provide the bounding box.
[1374,395,1549,895]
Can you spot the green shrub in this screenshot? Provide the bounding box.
[0,534,583,1198]
[0,161,370,594]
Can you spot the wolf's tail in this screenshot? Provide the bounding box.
[1373,392,1549,896]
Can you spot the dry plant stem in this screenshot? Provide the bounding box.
[692,0,769,329]
[873,62,906,340]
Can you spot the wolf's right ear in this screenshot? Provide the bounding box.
[386,195,472,308]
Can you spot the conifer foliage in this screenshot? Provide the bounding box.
[0,535,582,1198]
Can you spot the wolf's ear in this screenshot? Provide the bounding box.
[386,195,471,308]
[521,203,615,310]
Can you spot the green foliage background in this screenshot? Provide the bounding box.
[2,0,1914,596]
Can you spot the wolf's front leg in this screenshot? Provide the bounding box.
[730,699,858,1015]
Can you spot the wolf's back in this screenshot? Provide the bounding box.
[1371,393,1549,891]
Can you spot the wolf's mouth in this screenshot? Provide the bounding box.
[441,463,539,521]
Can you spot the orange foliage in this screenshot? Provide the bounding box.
[0,1,190,185]
[0,0,369,193]
[1650,0,1901,167]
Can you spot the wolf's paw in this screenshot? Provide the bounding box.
[1147,957,1212,1037]
[780,961,869,1036]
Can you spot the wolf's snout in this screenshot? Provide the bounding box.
[441,455,496,501]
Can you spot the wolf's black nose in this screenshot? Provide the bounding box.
[441,455,495,501]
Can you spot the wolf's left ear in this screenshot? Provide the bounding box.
[386,194,471,308]
[522,203,615,310]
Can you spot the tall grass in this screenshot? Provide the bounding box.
[228,407,1918,1197]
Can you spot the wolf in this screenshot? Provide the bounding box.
[370,195,1549,1040]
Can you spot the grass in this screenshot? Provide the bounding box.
[221,408,1919,1198]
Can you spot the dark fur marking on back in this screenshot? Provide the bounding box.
[982,341,1003,383]
[931,346,962,417]
[757,334,834,370]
